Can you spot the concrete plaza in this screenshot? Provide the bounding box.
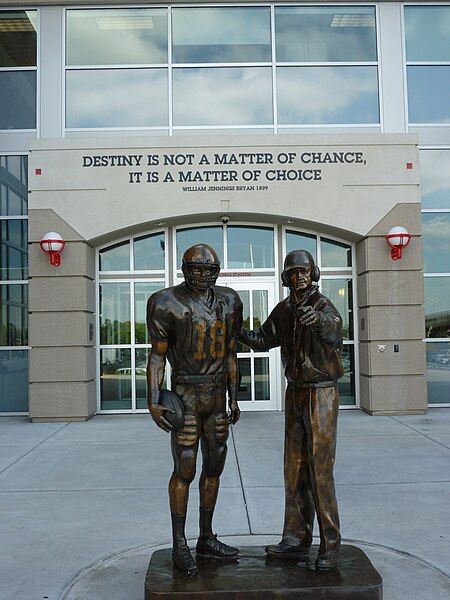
[0,409,449,600]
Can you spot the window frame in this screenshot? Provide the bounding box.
[96,228,169,414]
[0,152,29,415]
[282,225,359,409]
[274,3,381,130]
[64,5,170,133]
[62,3,381,134]
[173,221,278,275]
[403,3,450,128]
[421,145,450,406]
[0,8,39,134]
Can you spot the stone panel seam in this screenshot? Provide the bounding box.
[28,207,87,241]
[29,275,95,281]
[357,303,424,307]
[29,346,95,349]
[342,183,419,189]
[28,309,95,315]
[359,338,425,342]
[30,379,96,384]
[359,374,425,378]
[356,269,423,276]
[29,380,95,384]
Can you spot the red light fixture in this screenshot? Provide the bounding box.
[39,232,66,266]
[385,226,411,261]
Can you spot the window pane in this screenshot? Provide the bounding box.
[426,342,450,404]
[286,231,317,262]
[0,220,28,280]
[407,67,450,124]
[253,290,268,329]
[236,290,250,353]
[422,214,450,273]
[0,284,28,346]
[425,278,450,339]
[238,357,251,401]
[66,69,168,128]
[99,241,130,271]
[0,155,28,216]
[405,6,450,61]
[420,150,450,209]
[134,232,165,271]
[321,238,352,268]
[173,67,272,126]
[100,283,131,345]
[277,66,379,125]
[0,11,37,67]
[0,350,28,412]
[227,226,274,269]
[254,357,270,402]
[66,9,167,65]
[176,226,223,269]
[275,6,376,62]
[135,348,148,409]
[100,348,132,410]
[321,279,353,340]
[0,71,36,129]
[339,345,355,406]
[172,7,271,63]
[135,282,165,344]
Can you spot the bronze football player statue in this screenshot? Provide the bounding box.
[146,244,243,576]
[240,249,344,571]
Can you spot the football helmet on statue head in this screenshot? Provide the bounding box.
[182,244,221,290]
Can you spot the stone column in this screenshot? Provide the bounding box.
[356,204,427,415]
[28,209,96,422]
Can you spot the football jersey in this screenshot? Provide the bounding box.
[147,282,243,377]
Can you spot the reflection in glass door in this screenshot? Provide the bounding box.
[220,280,279,411]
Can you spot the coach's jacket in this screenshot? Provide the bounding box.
[240,285,344,386]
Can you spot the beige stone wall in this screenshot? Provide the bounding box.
[29,134,420,244]
[28,210,96,422]
[356,203,427,415]
[27,133,426,419]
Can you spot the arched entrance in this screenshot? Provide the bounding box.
[96,222,357,413]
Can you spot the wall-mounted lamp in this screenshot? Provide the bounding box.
[385,226,411,261]
[39,232,65,266]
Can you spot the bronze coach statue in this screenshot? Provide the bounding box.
[240,249,344,571]
[146,244,243,576]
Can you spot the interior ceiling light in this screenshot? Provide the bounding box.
[330,15,374,27]
[0,19,35,32]
[95,16,154,30]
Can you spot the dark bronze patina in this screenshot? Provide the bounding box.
[147,244,243,576]
[240,249,344,571]
[145,545,383,599]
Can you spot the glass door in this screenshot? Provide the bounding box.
[219,279,279,411]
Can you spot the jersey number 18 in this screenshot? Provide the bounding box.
[193,320,226,360]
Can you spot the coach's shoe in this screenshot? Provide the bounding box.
[172,545,198,576]
[315,549,339,571]
[196,534,239,559]
[265,539,310,560]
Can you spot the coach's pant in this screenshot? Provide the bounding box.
[282,383,341,556]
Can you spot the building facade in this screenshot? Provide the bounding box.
[0,1,449,421]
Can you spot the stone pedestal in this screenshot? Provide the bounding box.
[145,544,382,599]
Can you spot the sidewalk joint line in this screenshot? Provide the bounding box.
[0,422,71,477]
[389,416,450,451]
[231,423,252,535]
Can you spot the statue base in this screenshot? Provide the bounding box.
[145,544,382,599]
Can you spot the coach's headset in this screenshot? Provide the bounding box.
[281,249,320,287]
